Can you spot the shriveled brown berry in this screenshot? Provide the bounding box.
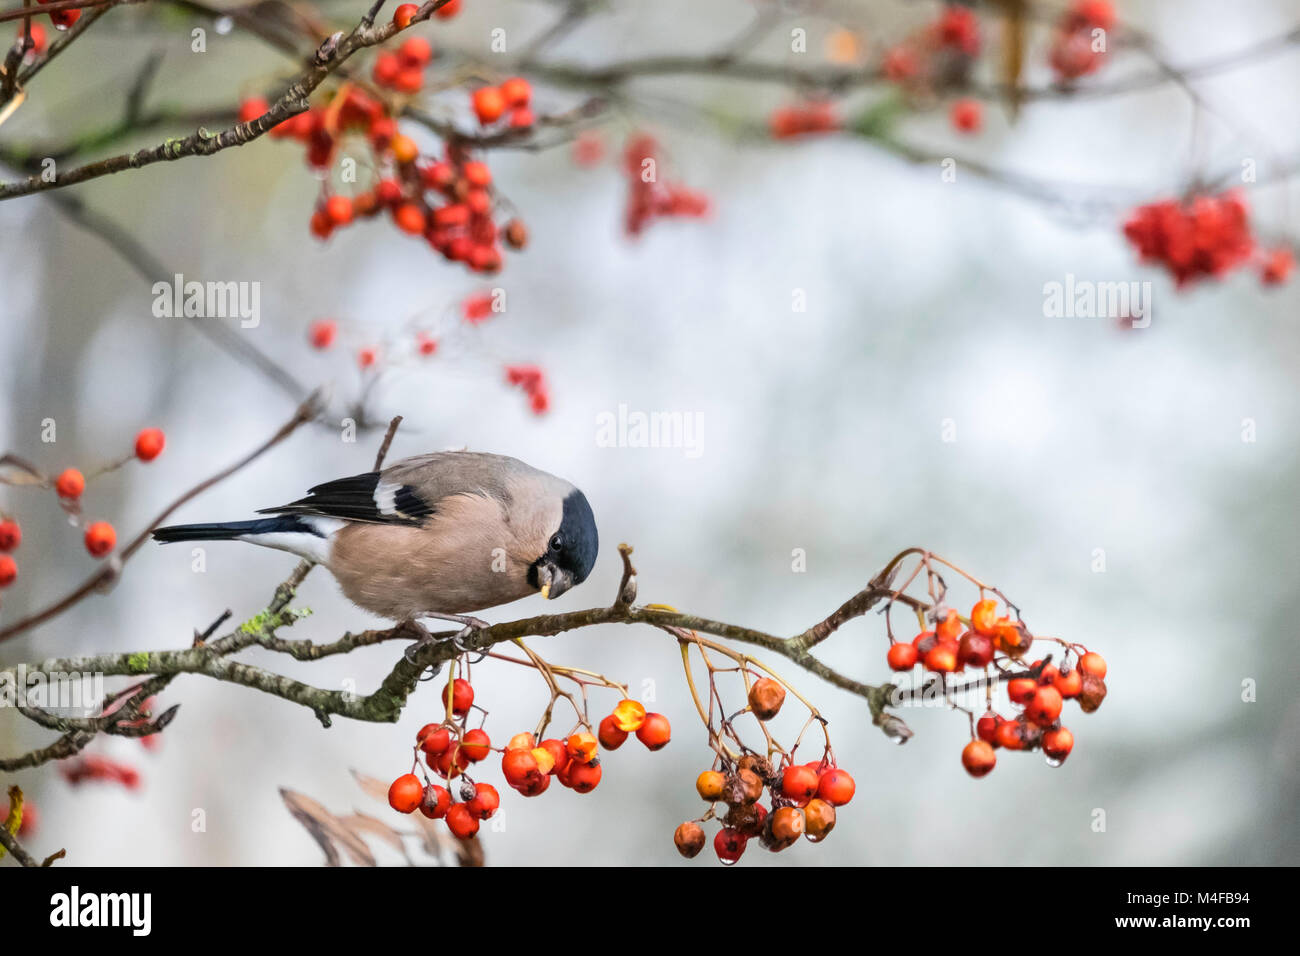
[504,218,528,249]
[673,821,706,859]
[1077,674,1107,713]
[730,768,764,805]
[803,798,836,842]
[747,677,786,720]
[736,753,775,785]
[725,801,765,838]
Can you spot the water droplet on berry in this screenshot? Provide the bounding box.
[1045,755,1063,768]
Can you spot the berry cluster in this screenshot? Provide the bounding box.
[302,311,551,416]
[1123,190,1292,288]
[371,31,435,95]
[471,77,535,129]
[882,4,981,90]
[1049,0,1115,81]
[504,364,551,415]
[883,585,1108,778]
[386,670,667,840]
[622,134,711,237]
[676,743,857,864]
[0,427,165,607]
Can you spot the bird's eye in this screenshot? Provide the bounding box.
[549,534,564,553]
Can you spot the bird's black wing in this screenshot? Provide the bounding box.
[257,472,435,526]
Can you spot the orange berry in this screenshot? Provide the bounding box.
[747,678,786,720]
[399,35,433,68]
[392,2,418,27]
[993,616,1031,657]
[816,768,855,806]
[434,0,461,18]
[472,86,507,125]
[0,519,21,552]
[536,738,568,776]
[636,712,671,750]
[1025,685,1063,727]
[390,133,419,164]
[696,770,726,801]
[443,677,474,716]
[611,698,646,732]
[501,748,540,789]
[1078,652,1107,679]
[84,521,116,557]
[802,798,836,842]
[445,801,479,837]
[393,201,426,234]
[970,598,998,636]
[994,719,1025,751]
[566,731,598,764]
[134,427,165,462]
[1007,677,1038,704]
[1042,726,1074,763]
[598,714,628,750]
[325,194,353,226]
[1054,667,1083,698]
[507,732,536,751]
[935,609,963,642]
[674,821,706,858]
[529,745,556,775]
[504,218,528,250]
[387,773,424,813]
[961,740,996,778]
[462,160,492,188]
[55,468,85,500]
[0,554,16,588]
[500,76,532,108]
[887,642,918,670]
[924,642,960,673]
[768,806,805,847]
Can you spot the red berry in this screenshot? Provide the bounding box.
[780,765,820,804]
[961,740,997,778]
[392,3,419,28]
[1007,677,1038,704]
[417,724,451,754]
[500,76,531,108]
[635,712,671,750]
[714,827,747,864]
[309,319,337,349]
[55,468,85,500]
[957,630,994,667]
[357,346,379,369]
[393,202,426,235]
[466,782,500,819]
[387,773,424,813]
[460,728,490,762]
[443,677,474,717]
[84,521,116,557]
[501,748,541,789]
[568,760,602,793]
[134,427,165,462]
[0,519,21,552]
[325,195,353,226]
[399,35,433,68]
[975,713,1001,744]
[0,554,16,587]
[238,97,269,124]
[445,801,479,837]
[816,768,855,806]
[887,642,918,671]
[472,86,507,125]
[419,784,451,819]
[598,714,628,750]
[434,0,461,18]
[924,642,959,673]
[416,334,438,356]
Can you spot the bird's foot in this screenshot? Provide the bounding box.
[402,614,490,664]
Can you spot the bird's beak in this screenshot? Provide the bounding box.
[538,563,574,600]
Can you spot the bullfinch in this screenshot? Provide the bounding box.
[152,452,598,638]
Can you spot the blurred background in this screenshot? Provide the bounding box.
[2,0,1298,866]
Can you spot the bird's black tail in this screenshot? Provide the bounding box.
[151,516,311,544]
